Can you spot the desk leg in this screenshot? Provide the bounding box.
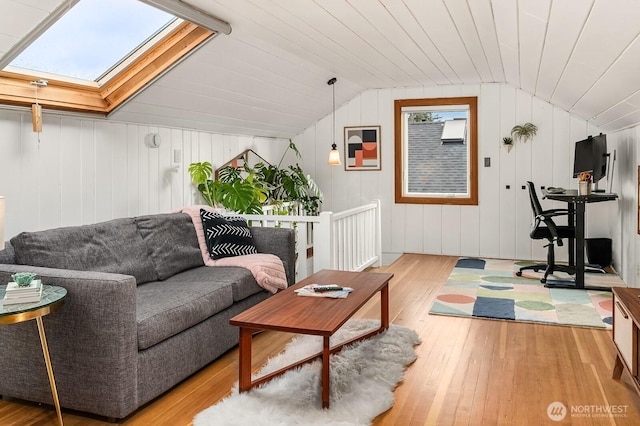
[36,317,63,426]
[575,202,585,289]
[571,202,611,291]
[545,201,611,291]
[546,202,586,290]
[567,203,575,268]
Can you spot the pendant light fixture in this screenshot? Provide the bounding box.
[327,77,341,165]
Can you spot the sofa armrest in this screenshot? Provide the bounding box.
[0,264,139,419]
[250,227,296,285]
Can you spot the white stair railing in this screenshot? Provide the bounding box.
[237,199,381,280]
[335,199,381,271]
[240,213,314,279]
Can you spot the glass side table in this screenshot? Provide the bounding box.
[0,284,67,426]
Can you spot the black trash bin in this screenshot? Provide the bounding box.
[585,238,612,268]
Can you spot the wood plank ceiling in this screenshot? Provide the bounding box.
[3,0,640,138]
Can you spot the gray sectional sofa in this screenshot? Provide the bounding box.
[0,212,295,420]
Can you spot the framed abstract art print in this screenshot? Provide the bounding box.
[344,125,381,171]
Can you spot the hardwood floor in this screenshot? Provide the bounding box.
[1,254,639,425]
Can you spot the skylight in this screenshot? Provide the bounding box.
[8,0,177,83]
[0,0,219,114]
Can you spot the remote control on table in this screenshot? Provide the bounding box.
[313,285,343,292]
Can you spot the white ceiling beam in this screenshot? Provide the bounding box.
[139,0,232,34]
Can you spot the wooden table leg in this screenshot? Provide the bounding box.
[238,327,253,392]
[36,317,63,426]
[322,336,330,408]
[381,284,389,330]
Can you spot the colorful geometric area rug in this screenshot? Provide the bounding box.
[429,258,620,329]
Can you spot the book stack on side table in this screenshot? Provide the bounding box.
[2,280,43,305]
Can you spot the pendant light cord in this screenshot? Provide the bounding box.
[328,77,337,149]
[34,83,41,147]
[31,79,47,147]
[332,82,335,148]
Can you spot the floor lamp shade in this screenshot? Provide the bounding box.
[0,196,4,250]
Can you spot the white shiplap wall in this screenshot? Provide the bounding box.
[294,83,612,267]
[1,83,630,283]
[0,108,291,239]
[606,127,638,287]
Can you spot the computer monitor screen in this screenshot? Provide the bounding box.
[573,134,608,183]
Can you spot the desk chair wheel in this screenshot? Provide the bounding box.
[516,266,543,277]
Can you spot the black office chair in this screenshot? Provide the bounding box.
[516,181,575,283]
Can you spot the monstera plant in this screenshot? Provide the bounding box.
[188,140,322,215]
[188,161,267,214]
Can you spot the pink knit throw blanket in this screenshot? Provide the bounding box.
[174,206,288,294]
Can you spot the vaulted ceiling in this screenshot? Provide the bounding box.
[3,0,640,138]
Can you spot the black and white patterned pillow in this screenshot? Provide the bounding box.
[200,210,258,259]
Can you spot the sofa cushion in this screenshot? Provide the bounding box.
[136,277,234,350]
[173,205,223,267]
[200,210,257,259]
[250,226,296,285]
[164,265,263,302]
[10,218,158,284]
[135,213,204,280]
[0,241,15,264]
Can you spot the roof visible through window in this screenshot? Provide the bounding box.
[7,0,176,82]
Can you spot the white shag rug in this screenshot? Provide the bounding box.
[193,319,420,426]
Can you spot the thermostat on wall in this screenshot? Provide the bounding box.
[145,133,161,148]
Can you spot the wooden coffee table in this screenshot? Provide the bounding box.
[229,269,393,408]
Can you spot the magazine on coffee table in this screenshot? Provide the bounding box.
[294,284,353,299]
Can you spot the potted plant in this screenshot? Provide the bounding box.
[502,136,514,153]
[511,123,538,143]
[188,140,322,215]
[188,161,267,214]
